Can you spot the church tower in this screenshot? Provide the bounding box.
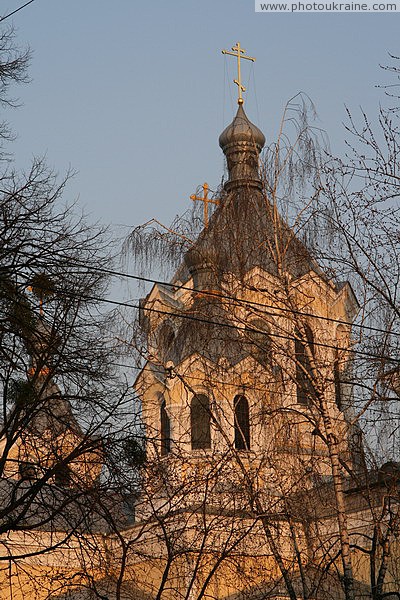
[135,44,360,525]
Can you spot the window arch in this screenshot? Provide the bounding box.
[158,320,176,362]
[160,398,171,456]
[245,318,272,365]
[295,325,315,405]
[159,320,175,349]
[19,461,37,481]
[334,324,348,410]
[191,394,211,450]
[54,463,72,487]
[234,395,250,450]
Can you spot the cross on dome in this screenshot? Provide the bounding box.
[190,183,220,228]
[222,41,255,105]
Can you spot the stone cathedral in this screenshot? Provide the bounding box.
[133,63,365,600]
[1,44,400,600]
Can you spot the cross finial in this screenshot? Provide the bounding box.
[190,183,220,228]
[222,42,255,105]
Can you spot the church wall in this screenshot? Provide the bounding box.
[138,262,358,493]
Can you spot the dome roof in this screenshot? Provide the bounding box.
[219,104,265,152]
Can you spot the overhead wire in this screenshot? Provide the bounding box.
[224,52,235,116]
[4,247,400,366]
[14,268,400,365]
[25,256,400,340]
[9,258,399,414]
[6,252,399,364]
[7,268,400,413]
[251,62,261,130]
[0,0,36,22]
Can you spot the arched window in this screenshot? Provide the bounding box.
[54,463,72,487]
[334,324,347,410]
[191,394,211,450]
[19,461,36,481]
[160,399,171,456]
[245,318,272,366]
[234,395,250,450]
[295,325,315,406]
[159,321,175,349]
[158,321,176,362]
[333,358,342,410]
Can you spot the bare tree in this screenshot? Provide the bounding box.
[0,25,145,598]
[0,23,29,151]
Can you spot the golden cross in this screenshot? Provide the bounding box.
[222,42,255,105]
[190,183,220,228]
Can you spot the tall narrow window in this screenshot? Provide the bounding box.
[158,321,175,362]
[295,325,315,406]
[19,461,36,481]
[160,399,171,456]
[234,395,250,450]
[334,325,347,410]
[54,463,72,487]
[245,319,272,366]
[191,394,211,450]
[334,358,342,410]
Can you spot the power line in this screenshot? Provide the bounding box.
[12,275,400,416]
[10,243,400,339]
[8,279,400,412]
[11,269,400,364]
[27,256,400,341]
[16,270,400,365]
[8,254,400,362]
[0,0,36,22]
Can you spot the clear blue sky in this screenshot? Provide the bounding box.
[3,0,400,230]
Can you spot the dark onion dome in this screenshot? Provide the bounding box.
[219,104,265,152]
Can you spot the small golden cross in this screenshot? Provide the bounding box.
[222,42,255,105]
[190,183,220,228]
